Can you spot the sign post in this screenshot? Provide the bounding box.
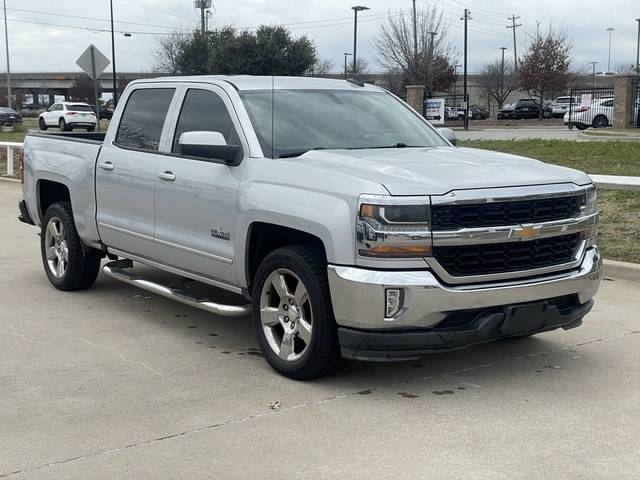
[76,45,110,133]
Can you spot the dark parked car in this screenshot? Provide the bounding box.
[497,103,515,119]
[91,105,114,120]
[470,105,490,120]
[0,107,22,125]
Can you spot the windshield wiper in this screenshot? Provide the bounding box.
[349,143,428,150]
[278,147,326,159]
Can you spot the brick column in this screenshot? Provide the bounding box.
[406,85,425,114]
[613,74,635,129]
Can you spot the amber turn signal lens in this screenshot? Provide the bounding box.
[360,204,376,218]
[359,245,432,258]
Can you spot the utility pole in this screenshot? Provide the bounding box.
[635,19,640,74]
[606,27,614,72]
[2,0,11,108]
[343,52,353,78]
[535,20,542,40]
[110,0,118,107]
[500,47,507,108]
[200,1,206,35]
[507,15,521,75]
[351,6,370,73]
[412,0,418,80]
[427,31,437,98]
[461,9,472,130]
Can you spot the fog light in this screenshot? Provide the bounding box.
[385,289,404,319]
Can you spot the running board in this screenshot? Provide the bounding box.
[103,260,251,318]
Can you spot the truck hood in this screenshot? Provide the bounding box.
[296,147,592,196]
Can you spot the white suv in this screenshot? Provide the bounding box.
[39,102,97,132]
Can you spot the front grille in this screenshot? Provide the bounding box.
[434,234,581,277]
[431,194,585,231]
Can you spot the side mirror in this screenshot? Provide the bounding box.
[178,131,243,166]
[438,127,457,146]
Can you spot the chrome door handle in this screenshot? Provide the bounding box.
[157,171,176,182]
[98,162,114,171]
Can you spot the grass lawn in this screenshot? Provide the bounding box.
[460,140,640,264]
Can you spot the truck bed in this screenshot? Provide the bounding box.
[27,130,106,144]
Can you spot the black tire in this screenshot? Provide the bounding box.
[39,117,48,131]
[40,202,101,291]
[592,115,609,129]
[58,118,69,132]
[576,124,588,131]
[568,125,575,130]
[251,246,341,380]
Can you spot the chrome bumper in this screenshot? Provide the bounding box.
[328,246,601,330]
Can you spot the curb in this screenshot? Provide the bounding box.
[579,132,640,142]
[604,259,640,283]
[0,176,19,184]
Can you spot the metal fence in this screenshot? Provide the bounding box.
[632,78,640,128]
[567,85,615,130]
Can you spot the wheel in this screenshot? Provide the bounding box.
[252,246,341,380]
[592,115,609,129]
[58,118,69,132]
[576,124,588,131]
[568,125,575,130]
[41,202,102,291]
[39,117,48,131]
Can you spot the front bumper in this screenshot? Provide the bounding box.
[328,247,601,361]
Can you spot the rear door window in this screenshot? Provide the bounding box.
[116,88,175,151]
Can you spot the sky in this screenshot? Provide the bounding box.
[2,0,638,74]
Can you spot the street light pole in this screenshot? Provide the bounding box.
[635,19,640,74]
[461,9,471,130]
[343,52,353,79]
[351,6,369,73]
[110,0,118,106]
[606,27,615,72]
[2,0,11,108]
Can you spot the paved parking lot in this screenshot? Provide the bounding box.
[1,180,639,479]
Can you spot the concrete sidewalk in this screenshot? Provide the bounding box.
[1,181,639,479]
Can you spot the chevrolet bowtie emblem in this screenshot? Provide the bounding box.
[509,225,542,240]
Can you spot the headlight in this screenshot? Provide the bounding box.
[582,185,598,216]
[357,195,432,258]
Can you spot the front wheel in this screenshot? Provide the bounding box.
[41,202,102,291]
[576,124,588,131]
[39,117,48,131]
[252,246,341,379]
[593,115,609,129]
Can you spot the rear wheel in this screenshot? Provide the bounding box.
[41,202,101,291]
[252,246,341,380]
[593,115,609,129]
[39,117,48,131]
[58,118,69,132]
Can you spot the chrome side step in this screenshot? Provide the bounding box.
[103,260,251,318]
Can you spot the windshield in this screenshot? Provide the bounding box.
[240,89,447,159]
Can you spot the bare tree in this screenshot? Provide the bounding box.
[518,29,573,119]
[480,59,516,109]
[352,57,369,75]
[153,30,190,74]
[374,5,455,91]
[308,59,334,76]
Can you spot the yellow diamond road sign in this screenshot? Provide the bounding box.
[76,44,110,80]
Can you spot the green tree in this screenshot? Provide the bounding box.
[170,25,319,76]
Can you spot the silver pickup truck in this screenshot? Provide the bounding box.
[18,76,601,379]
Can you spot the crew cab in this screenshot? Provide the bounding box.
[18,76,602,379]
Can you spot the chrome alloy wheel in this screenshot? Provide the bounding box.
[45,217,69,278]
[259,269,313,362]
